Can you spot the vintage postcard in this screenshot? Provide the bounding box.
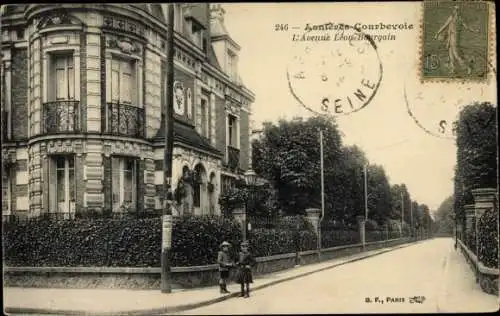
[2,2,498,315]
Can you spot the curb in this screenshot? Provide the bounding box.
[5,239,427,316]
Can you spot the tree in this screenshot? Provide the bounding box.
[390,184,412,223]
[336,145,368,224]
[366,164,393,224]
[434,196,454,234]
[253,115,343,217]
[253,114,427,228]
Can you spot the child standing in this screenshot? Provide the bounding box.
[236,240,256,298]
[217,241,234,294]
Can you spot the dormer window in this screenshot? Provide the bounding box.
[191,20,204,48]
[227,50,237,81]
[174,4,184,32]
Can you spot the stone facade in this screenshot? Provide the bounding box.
[1,4,255,218]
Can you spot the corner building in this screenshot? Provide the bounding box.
[1,4,255,218]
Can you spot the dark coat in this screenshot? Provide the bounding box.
[235,251,256,284]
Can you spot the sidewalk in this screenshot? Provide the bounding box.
[4,242,419,316]
[436,240,499,313]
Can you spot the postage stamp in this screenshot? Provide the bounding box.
[421,0,491,81]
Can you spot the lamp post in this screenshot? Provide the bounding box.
[161,3,175,294]
[364,163,368,222]
[400,192,404,238]
[319,129,325,254]
[244,169,257,241]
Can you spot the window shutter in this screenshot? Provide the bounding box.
[111,157,120,211]
[102,156,112,212]
[200,100,207,137]
[55,62,66,100]
[195,98,202,134]
[111,60,120,102]
[48,157,58,212]
[136,159,143,212]
[67,57,75,100]
[121,61,132,104]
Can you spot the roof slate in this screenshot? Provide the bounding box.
[154,118,222,157]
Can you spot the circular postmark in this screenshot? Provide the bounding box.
[404,59,496,140]
[286,24,383,117]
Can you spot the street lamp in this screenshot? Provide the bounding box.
[161,3,175,294]
[244,169,257,241]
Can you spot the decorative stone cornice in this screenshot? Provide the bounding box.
[174,47,198,73]
[174,146,221,170]
[225,100,241,116]
[102,140,143,158]
[102,14,145,38]
[106,35,142,55]
[36,9,85,30]
[45,139,82,155]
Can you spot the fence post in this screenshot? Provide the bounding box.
[305,208,321,259]
[464,204,475,250]
[357,215,366,251]
[384,222,389,241]
[233,208,247,241]
[294,215,301,267]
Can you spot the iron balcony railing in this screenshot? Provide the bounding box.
[103,103,145,138]
[42,101,80,134]
[227,145,240,171]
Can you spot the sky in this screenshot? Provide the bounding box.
[221,2,497,211]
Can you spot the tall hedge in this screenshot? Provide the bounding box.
[3,217,162,267]
[4,215,324,267]
[454,102,497,228]
[2,215,243,267]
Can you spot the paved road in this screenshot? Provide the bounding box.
[173,239,498,314]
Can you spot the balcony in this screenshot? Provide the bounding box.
[103,103,145,138]
[42,101,80,134]
[227,145,240,171]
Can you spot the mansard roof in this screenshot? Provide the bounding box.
[154,118,222,157]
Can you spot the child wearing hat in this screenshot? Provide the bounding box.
[217,241,234,294]
[236,240,256,298]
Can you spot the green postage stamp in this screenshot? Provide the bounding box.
[421,0,491,81]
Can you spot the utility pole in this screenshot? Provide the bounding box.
[400,192,404,237]
[161,3,175,294]
[364,164,368,221]
[410,200,413,238]
[318,129,324,254]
